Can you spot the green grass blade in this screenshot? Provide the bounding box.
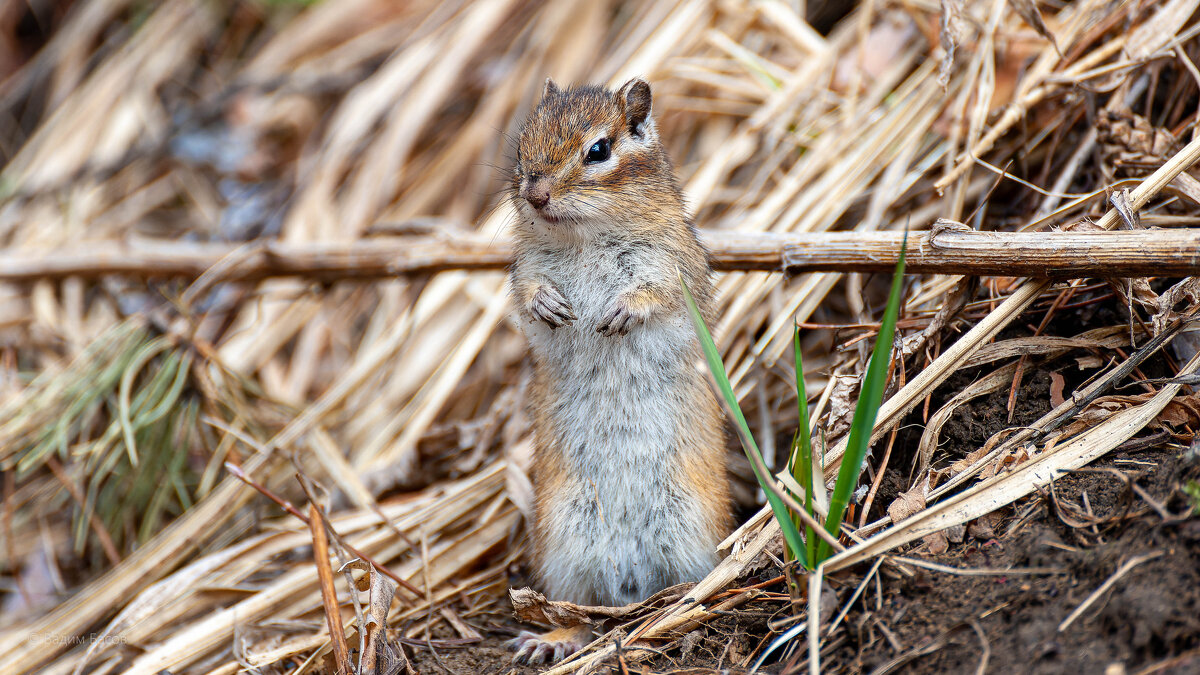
[818,236,908,562]
[681,277,807,567]
[792,326,818,567]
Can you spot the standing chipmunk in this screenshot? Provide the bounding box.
[507,77,732,664]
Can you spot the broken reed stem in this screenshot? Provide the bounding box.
[310,503,351,675]
[5,228,1200,283]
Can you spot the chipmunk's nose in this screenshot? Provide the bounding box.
[523,175,551,210]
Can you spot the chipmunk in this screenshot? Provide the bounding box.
[506,77,732,664]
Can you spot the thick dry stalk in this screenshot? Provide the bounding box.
[780,227,1200,276]
[5,228,1200,284]
[309,504,350,675]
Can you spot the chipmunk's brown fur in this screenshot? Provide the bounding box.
[507,78,731,664]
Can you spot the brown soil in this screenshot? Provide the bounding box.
[829,445,1200,675]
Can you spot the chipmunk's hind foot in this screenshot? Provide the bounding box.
[508,625,593,665]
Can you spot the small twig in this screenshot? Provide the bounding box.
[807,567,822,675]
[310,504,351,675]
[858,426,897,528]
[223,462,423,597]
[1058,550,1166,631]
[1081,490,1100,537]
[1130,483,1183,521]
[615,637,631,675]
[294,476,368,671]
[826,557,884,636]
[889,556,1064,577]
[969,619,990,675]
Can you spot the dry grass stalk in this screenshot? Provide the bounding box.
[6,226,1200,283]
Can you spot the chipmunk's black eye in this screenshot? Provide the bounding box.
[585,138,611,163]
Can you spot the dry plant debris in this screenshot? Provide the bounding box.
[0,0,1199,673]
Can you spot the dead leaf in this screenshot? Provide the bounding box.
[1050,372,1066,407]
[342,559,410,675]
[982,445,1032,480]
[509,583,693,628]
[946,446,991,477]
[1097,110,1178,159]
[936,427,1019,484]
[887,475,929,525]
[824,372,858,441]
[938,0,966,89]
[510,587,595,628]
[1052,392,1200,439]
[1109,189,1142,229]
[967,514,998,540]
[924,531,949,554]
[1154,277,1200,336]
[1157,393,1200,429]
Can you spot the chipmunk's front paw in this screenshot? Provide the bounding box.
[529,284,576,329]
[597,296,648,336]
[508,626,592,665]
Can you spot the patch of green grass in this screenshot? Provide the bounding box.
[816,240,905,562]
[682,280,807,566]
[684,237,906,570]
[788,326,818,565]
[2,320,201,553]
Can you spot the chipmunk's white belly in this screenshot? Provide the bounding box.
[520,252,718,605]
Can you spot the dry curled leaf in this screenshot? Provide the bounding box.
[938,0,966,89]
[510,587,596,628]
[1050,371,1066,407]
[924,530,950,554]
[1053,392,1200,440]
[1109,189,1142,230]
[1154,277,1200,336]
[887,475,929,525]
[982,445,1033,480]
[509,583,693,629]
[341,559,410,675]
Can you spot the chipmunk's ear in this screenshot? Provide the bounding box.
[618,78,652,138]
[543,77,560,98]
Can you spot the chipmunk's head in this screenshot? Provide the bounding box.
[513,77,676,231]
